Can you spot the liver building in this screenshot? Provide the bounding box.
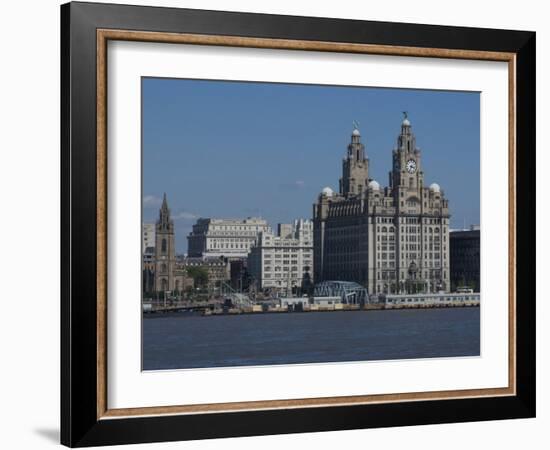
[313,115,450,294]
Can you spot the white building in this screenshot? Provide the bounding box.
[187,217,271,259]
[142,223,155,253]
[248,219,314,294]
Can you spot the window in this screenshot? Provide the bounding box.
[161,238,167,254]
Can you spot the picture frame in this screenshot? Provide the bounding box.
[60,1,536,447]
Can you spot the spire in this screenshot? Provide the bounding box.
[157,192,173,232]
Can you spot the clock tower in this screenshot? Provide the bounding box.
[390,112,425,206]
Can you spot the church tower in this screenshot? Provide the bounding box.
[339,124,369,197]
[154,193,176,293]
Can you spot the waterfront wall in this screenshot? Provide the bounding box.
[144,292,480,314]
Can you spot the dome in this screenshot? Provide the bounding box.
[368,180,380,190]
[402,118,411,126]
[352,128,361,136]
[429,183,441,193]
[321,186,334,197]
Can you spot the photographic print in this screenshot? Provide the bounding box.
[141,78,481,371]
[62,6,535,444]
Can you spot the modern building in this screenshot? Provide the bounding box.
[229,259,247,290]
[313,115,451,294]
[142,223,155,253]
[187,217,272,259]
[247,219,314,294]
[450,226,480,292]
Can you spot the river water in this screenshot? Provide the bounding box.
[142,308,480,370]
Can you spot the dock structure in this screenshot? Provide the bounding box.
[143,291,480,315]
[142,299,223,314]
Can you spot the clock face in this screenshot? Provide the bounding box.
[406,159,417,174]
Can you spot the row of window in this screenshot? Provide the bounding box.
[376,270,446,280]
[262,241,310,246]
[378,248,447,259]
[264,256,310,260]
[264,272,302,278]
[387,296,477,304]
[376,226,445,234]
[209,237,256,241]
[206,231,262,237]
[373,216,447,225]
[375,234,443,244]
[209,225,266,231]
[209,242,251,249]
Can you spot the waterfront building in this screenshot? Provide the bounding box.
[313,280,369,305]
[312,297,343,308]
[229,259,247,290]
[247,219,314,294]
[142,246,155,294]
[279,297,309,309]
[450,226,480,292]
[142,223,155,252]
[383,292,480,308]
[313,115,451,294]
[176,255,230,289]
[187,217,272,259]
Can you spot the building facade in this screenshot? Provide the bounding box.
[187,218,272,259]
[142,223,155,252]
[142,246,156,294]
[248,219,314,294]
[313,116,451,294]
[176,255,230,289]
[450,226,480,292]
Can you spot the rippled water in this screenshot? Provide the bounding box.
[142,308,480,370]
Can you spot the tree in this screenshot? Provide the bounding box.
[301,266,313,296]
[186,266,209,289]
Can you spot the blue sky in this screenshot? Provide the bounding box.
[142,78,480,254]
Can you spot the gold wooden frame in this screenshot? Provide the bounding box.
[96,29,516,420]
